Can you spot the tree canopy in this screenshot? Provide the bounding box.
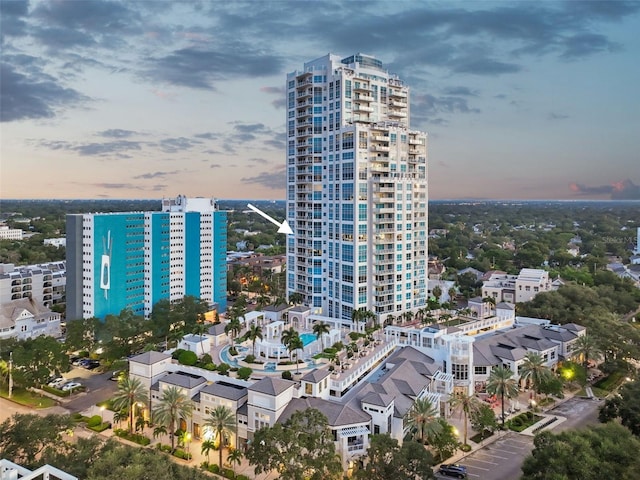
[354,434,435,480]
[245,408,342,480]
[521,423,640,480]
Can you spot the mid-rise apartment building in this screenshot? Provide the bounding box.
[286,53,428,323]
[482,268,552,303]
[0,261,66,307]
[66,195,227,320]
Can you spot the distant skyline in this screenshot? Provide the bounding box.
[1,0,639,200]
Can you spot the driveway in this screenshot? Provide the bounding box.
[62,367,119,412]
[438,397,603,480]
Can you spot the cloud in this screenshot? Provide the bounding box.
[210,163,222,169]
[157,137,202,153]
[194,132,221,140]
[241,167,286,190]
[0,0,29,37]
[569,179,640,199]
[411,93,481,124]
[0,61,89,122]
[248,158,269,165]
[37,139,143,157]
[548,112,569,120]
[31,0,141,50]
[442,86,478,96]
[133,170,181,180]
[261,85,286,109]
[145,42,285,89]
[98,129,139,138]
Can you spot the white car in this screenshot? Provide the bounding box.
[61,382,82,392]
[48,377,65,389]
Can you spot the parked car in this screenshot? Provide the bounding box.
[61,382,82,392]
[84,360,100,370]
[438,464,468,478]
[47,377,65,389]
[109,370,125,381]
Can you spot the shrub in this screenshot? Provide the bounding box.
[171,349,185,360]
[217,363,230,376]
[281,370,293,380]
[200,353,213,365]
[88,422,111,432]
[156,443,172,453]
[173,449,192,460]
[114,428,151,446]
[42,385,70,397]
[237,366,252,380]
[208,464,220,474]
[236,475,250,480]
[178,350,198,366]
[243,354,256,363]
[348,332,362,341]
[203,363,217,371]
[328,365,335,372]
[331,341,344,351]
[71,412,84,421]
[222,467,235,478]
[460,443,472,452]
[229,346,238,356]
[78,350,89,358]
[87,415,102,427]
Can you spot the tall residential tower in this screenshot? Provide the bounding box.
[286,54,428,322]
[66,195,227,320]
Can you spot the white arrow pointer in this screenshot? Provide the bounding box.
[247,203,293,235]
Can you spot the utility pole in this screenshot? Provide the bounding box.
[9,351,13,399]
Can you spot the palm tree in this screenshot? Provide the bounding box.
[112,410,126,428]
[432,285,442,303]
[519,352,552,401]
[225,317,242,344]
[281,327,300,362]
[246,324,263,356]
[573,334,602,372]
[406,397,442,444]
[192,322,209,356]
[152,385,193,451]
[449,392,478,446]
[201,439,216,465]
[403,311,414,324]
[289,336,304,373]
[288,292,304,306]
[153,424,167,440]
[204,406,236,469]
[385,314,395,326]
[312,321,331,351]
[486,366,519,427]
[112,377,147,434]
[227,448,243,476]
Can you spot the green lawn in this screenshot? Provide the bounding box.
[0,387,58,408]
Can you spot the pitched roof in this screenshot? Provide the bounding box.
[200,381,248,401]
[159,371,206,389]
[0,298,54,328]
[279,397,370,427]
[301,368,331,383]
[208,323,227,335]
[129,351,171,365]
[360,391,394,408]
[346,347,437,419]
[248,376,296,396]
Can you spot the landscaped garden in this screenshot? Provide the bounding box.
[0,387,57,408]
[507,411,543,432]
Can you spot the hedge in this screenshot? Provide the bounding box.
[88,422,111,432]
[114,428,151,446]
[41,385,70,397]
[87,415,102,427]
[173,448,192,460]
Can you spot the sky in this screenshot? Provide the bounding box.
[1,0,639,201]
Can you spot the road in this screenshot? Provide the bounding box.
[436,397,603,480]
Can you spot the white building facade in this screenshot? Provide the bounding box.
[286,53,428,324]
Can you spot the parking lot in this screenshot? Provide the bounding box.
[437,397,603,480]
[60,366,119,411]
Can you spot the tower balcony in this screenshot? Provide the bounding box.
[389,90,407,99]
[354,105,373,113]
[388,110,407,118]
[354,85,371,93]
[356,94,374,102]
[390,100,407,108]
[370,144,390,152]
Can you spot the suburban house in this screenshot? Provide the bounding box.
[0,297,62,341]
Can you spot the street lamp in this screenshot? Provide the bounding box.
[186,432,192,460]
[100,406,105,424]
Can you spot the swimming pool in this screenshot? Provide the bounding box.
[300,333,316,347]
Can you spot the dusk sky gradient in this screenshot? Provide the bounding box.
[1,0,639,200]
